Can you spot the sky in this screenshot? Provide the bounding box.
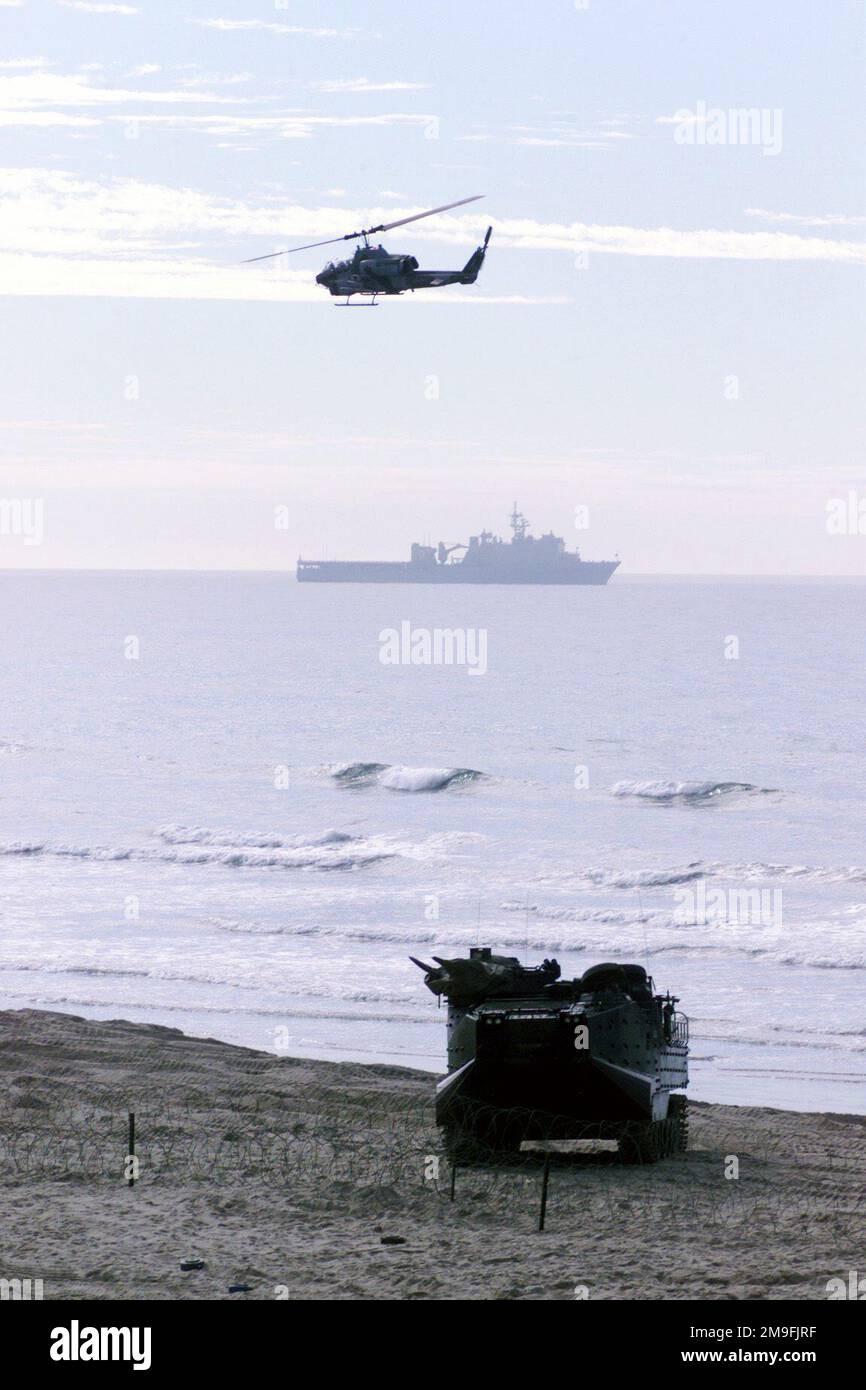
[0,0,864,572]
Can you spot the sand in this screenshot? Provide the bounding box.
[1,1008,863,1301]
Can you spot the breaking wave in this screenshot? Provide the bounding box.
[578,864,707,889]
[329,762,483,792]
[497,901,866,971]
[541,859,866,890]
[156,825,354,850]
[0,828,395,871]
[630,860,866,887]
[611,779,774,802]
[0,823,476,872]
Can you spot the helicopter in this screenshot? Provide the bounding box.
[243,195,492,306]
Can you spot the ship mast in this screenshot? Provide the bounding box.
[509,502,529,540]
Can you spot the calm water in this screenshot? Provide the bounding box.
[1,572,864,1112]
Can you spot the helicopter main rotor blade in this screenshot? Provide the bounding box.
[242,194,484,264]
[242,235,352,263]
[366,193,484,236]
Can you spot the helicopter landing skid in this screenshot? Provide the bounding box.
[335,296,379,307]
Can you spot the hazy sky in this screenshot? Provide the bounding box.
[1,0,864,572]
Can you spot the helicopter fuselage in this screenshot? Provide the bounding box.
[315,229,491,300]
[242,195,490,303]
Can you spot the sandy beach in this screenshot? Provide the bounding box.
[1,1008,863,1302]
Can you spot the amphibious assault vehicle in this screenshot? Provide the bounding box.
[412,948,689,1162]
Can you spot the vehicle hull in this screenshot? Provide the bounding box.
[437,994,688,1132]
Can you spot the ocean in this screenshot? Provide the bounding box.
[1,571,864,1114]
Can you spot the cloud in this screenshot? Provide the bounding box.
[0,70,254,124]
[108,111,438,140]
[0,168,554,304]
[745,207,866,229]
[177,71,253,88]
[0,70,248,105]
[0,58,56,69]
[2,170,863,311]
[0,249,560,305]
[193,18,366,40]
[0,69,437,139]
[0,110,100,126]
[656,112,703,126]
[509,117,632,149]
[490,215,866,264]
[58,1,139,11]
[308,78,430,93]
[0,249,322,301]
[515,137,607,148]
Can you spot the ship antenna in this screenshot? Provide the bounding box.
[637,887,651,977]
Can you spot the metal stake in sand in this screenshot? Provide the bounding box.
[449,1161,457,1201]
[538,1154,551,1231]
[127,1111,136,1188]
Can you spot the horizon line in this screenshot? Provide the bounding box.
[2,568,866,581]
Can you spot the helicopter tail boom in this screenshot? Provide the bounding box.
[459,226,492,284]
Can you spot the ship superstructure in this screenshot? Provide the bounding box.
[298,506,620,585]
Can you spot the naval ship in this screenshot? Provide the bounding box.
[297,506,620,585]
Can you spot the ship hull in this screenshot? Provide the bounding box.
[297,559,619,585]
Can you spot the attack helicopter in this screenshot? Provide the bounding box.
[243,195,492,306]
